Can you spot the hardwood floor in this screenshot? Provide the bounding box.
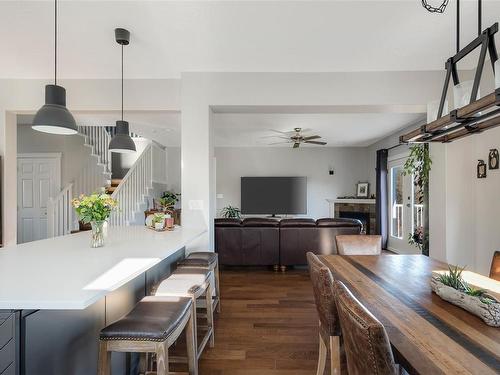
[198,268,320,375]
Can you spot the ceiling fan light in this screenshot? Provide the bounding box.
[32,85,78,135]
[109,120,136,153]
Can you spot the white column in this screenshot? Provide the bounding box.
[0,111,17,246]
[181,76,215,251]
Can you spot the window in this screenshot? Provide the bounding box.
[390,166,403,239]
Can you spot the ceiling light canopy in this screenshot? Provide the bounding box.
[109,28,136,153]
[32,0,77,135]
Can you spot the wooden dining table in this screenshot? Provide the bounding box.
[320,254,500,375]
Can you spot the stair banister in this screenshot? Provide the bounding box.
[47,183,73,238]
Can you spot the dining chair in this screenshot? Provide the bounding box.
[335,235,382,255]
[490,251,500,281]
[306,252,343,375]
[334,280,398,375]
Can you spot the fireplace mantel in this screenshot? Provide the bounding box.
[327,198,376,234]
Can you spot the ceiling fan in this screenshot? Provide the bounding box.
[266,127,327,148]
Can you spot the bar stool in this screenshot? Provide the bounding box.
[155,266,215,359]
[178,252,220,313]
[98,296,197,375]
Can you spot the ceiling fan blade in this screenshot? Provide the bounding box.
[269,129,295,135]
[304,140,327,145]
[267,141,292,145]
[303,135,321,141]
[260,135,291,140]
[293,142,300,148]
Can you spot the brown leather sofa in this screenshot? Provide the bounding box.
[215,218,280,266]
[280,218,362,266]
[215,217,362,267]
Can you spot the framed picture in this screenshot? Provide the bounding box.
[356,182,369,198]
[488,149,499,170]
[477,160,487,178]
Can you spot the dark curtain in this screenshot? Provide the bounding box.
[376,149,388,249]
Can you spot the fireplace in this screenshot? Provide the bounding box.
[327,198,376,235]
[339,211,371,234]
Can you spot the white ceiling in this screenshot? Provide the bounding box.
[213,112,424,147]
[2,0,498,79]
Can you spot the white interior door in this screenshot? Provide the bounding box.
[17,155,61,243]
[387,156,420,254]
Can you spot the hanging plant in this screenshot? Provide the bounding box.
[403,144,432,189]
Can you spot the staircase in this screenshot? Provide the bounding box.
[47,126,167,237]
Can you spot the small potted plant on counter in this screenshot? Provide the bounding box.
[72,190,118,248]
[158,191,180,213]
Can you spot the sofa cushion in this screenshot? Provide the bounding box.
[242,218,280,227]
[316,218,362,227]
[280,218,316,227]
[215,218,242,227]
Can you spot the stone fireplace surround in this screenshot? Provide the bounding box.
[326,199,376,235]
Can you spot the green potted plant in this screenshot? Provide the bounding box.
[220,205,241,219]
[158,191,180,212]
[72,190,118,248]
[151,212,167,231]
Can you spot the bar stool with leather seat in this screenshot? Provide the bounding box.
[98,295,197,375]
[307,252,344,375]
[334,280,399,375]
[178,252,220,313]
[335,235,382,255]
[155,266,215,359]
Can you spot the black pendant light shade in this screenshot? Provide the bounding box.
[32,0,77,135]
[32,85,77,135]
[109,28,136,153]
[109,120,136,153]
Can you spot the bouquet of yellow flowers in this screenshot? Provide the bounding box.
[72,191,118,223]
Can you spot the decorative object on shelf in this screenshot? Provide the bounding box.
[158,191,180,212]
[152,213,167,231]
[421,0,449,13]
[356,182,369,198]
[32,0,77,135]
[72,191,118,248]
[430,265,500,327]
[220,205,241,219]
[488,149,499,169]
[477,159,487,178]
[109,28,136,153]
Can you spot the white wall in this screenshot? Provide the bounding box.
[215,147,370,218]
[166,147,181,193]
[17,123,90,187]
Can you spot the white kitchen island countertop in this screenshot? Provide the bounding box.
[0,225,206,310]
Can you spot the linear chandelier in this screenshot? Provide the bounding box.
[401,0,499,144]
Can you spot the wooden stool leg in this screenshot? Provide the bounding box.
[214,262,221,313]
[206,280,215,348]
[186,304,198,375]
[329,335,341,375]
[156,341,169,375]
[98,341,111,375]
[316,333,327,375]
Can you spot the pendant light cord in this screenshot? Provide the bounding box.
[478,0,482,36]
[456,0,460,53]
[121,43,124,121]
[54,0,57,85]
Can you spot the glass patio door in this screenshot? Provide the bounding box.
[387,156,421,254]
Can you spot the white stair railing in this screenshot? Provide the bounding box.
[47,183,73,238]
[109,143,167,226]
[77,125,112,173]
[109,144,153,226]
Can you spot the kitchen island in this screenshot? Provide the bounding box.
[0,225,206,375]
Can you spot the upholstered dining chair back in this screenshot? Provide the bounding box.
[306,252,340,337]
[335,235,382,255]
[490,251,500,281]
[334,280,397,375]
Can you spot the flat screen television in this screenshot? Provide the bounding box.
[241,176,307,215]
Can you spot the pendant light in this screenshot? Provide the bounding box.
[109,28,136,153]
[32,0,77,135]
